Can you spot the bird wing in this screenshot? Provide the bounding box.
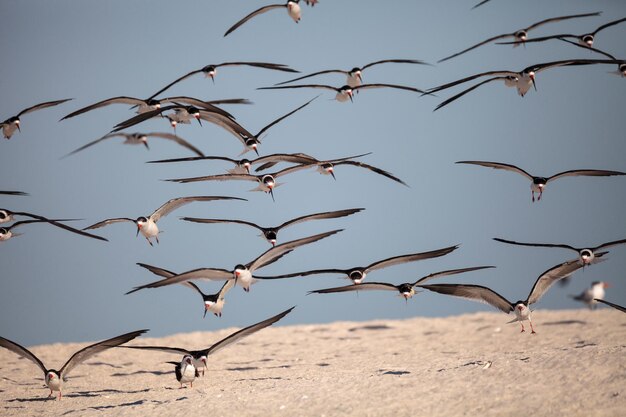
[136,262,175,278]
[309,283,398,294]
[438,34,514,63]
[203,307,294,356]
[180,217,263,232]
[255,96,318,138]
[278,208,364,230]
[332,160,408,186]
[147,155,237,164]
[62,133,127,158]
[19,98,73,117]
[361,59,429,70]
[0,336,48,376]
[224,4,287,37]
[83,218,136,230]
[594,238,626,251]
[274,69,349,86]
[254,268,348,280]
[366,245,459,273]
[60,329,148,379]
[257,84,340,92]
[117,345,191,356]
[455,160,533,180]
[253,153,320,172]
[427,70,517,94]
[61,97,145,120]
[559,39,616,59]
[217,279,236,300]
[525,12,602,31]
[472,0,492,9]
[412,266,496,286]
[0,191,28,196]
[9,213,108,241]
[527,259,585,305]
[126,268,233,294]
[248,229,342,272]
[497,34,576,45]
[151,196,245,222]
[353,83,428,95]
[215,62,298,73]
[493,237,577,252]
[594,299,626,313]
[273,164,316,179]
[144,132,204,157]
[593,16,626,35]
[165,173,257,184]
[147,70,203,100]
[420,284,514,313]
[110,106,173,132]
[434,76,513,111]
[547,169,626,183]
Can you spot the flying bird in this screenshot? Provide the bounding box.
[498,17,626,48]
[224,1,307,37]
[420,260,585,333]
[308,266,495,299]
[182,207,364,246]
[83,196,245,246]
[149,62,298,98]
[594,299,626,313]
[63,132,204,158]
[0,213,106,242]
[571,281,610,309]
[493,237,626,265]
[2,99,72,139]
[120,307,293,380]
[438,12,601,62]
[275,59,429,87]
[135,263,235,318]
[456,161,626,201]
[127,230,341,293]
[0,329,147,399]
[256,244,459,284]
[259,83,429,103]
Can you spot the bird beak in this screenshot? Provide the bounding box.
[203,306,209,318]
[136,223,141,237]
[210,74,215,84]
[329,169,336,180]
[348,91,353,103]
[143,141,150,150]
[357,73,362,82]
[253,145,259,156]
[269,188,275,202]
[603,283,610,288]
[270,239,276,247]
[530,73,536,91]
[195,114,202,126]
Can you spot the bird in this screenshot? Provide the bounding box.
[594,299,626,313]
[126,230,342,293]
[275,59,429,87]
[63,132,205,158]
[258,83,430,103]
[456,161,626,202]
[438,12,601,63]
[61,96,236,121]
[0,211,107,241]
[119,307,293,379]
[289,157,409,186]
[149,62,298,98]
[256,244,459,284]
[2,99,72,139]
[164,165,315,202]
[166,355,198,388]
[83,196,246,246]
[492,237,626,265]
[427,59,626,105]
[419,260,585,334]
[0,329,147,399]
[135,262,235,318]
[307,266,495,299]
[0,191,28,196]
[224,1,306,37]
[181,207,364,246]
[498,17,626,48]
[571,281,610,309]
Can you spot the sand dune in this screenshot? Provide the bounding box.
[1,309,624,416]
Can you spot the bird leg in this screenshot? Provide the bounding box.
[529,319,536,335]
[146,237,153,247]
[538,190,542,201]
[531,191,535,202]
[519,322,525,333]
[155,234,160,245]
[58,390,62,400]
[48,390,54,398]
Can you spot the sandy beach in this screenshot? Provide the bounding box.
[1,309,624,417]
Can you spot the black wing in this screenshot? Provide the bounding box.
[366,245,459,273]
[493,237,577,252]
[18,98,73,117]
[0,336,48,376]
[595,299,626,313]
[419,284,513,313]
[224,4,287,37]
[255,96,318,138]
[278,208,364,230]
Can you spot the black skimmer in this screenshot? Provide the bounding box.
[120,307,293,379]
[256,244,459,284]
[499,17,626,48]
[167,355,198,388]
[258,83,429,102]
[61,96,236,121]
[224,1,308,37]
[571,281,610,309]
[307,266,495,299]
[135,263,235,318]
[456,160,626,202]
[0,211,106,241]
[420,260,586,334]
[83,196,245,246]
[149,62,298,98]
[594,299,626,313]
[182,207,364,246]
[0,329,147,399]
[438,12,602,63]
[275,59,429,87]
[127,230,341,293]
[2,99,72,139]
[427,59,626,109]
[0,191,28,196]
[493,237,626,265]
[63,132,205,158]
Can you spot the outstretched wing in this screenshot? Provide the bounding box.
[278,208,364,230]
[419,284,513,313]
[146,132,204,157]
[548,169,626,183]
[527,260,584,305]
[438,34,513,63]
[333,160,408,186]
[19,98,73,117]
[595,299,626,313]
[526,12,602,31]
[255,96,318,138]
[456,161,533,180]
[493,237,577,252]
[126,268,233,294]
[83,218,136,230]
[366,245,459,273]
[434,77,513,111]
[309,283,398,294]
[151,196,245,222]
[275,69,349,86]
[224,4,287,37]
[0,336,48,376]
[412,266,495,286]
[61,97,144,120]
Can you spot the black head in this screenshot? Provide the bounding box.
[264,229,278,241]
[0,227,8,234]
[136,216,148,223]
[350,67,361,74]
[0,210,8,220]
[234,263,246,271]
[7,116,20,124]
[202,65,217,73]
[581,34,594,46]
[262,174,275,186]
[514,30,527,40]
[398,283,413,294]
[349,270,364,281]
[580,249,593,258]
[619,63,626,73]
[532,177,548,185]
[145,99,161,107]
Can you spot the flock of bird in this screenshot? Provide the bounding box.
[1,1,625,402]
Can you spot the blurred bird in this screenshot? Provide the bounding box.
[571,281,609,309]
[224,1,307,37]
[259,83,429,103]
[2,99,71,139]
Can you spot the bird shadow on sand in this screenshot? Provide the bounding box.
[379,369,411,376]
[542,320,587,326]
[226,366,259,372]
[348,324,393,332]
[110,370,171,377]
[7,388,150,403]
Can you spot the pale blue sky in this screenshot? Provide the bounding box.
[1,0,625,346]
